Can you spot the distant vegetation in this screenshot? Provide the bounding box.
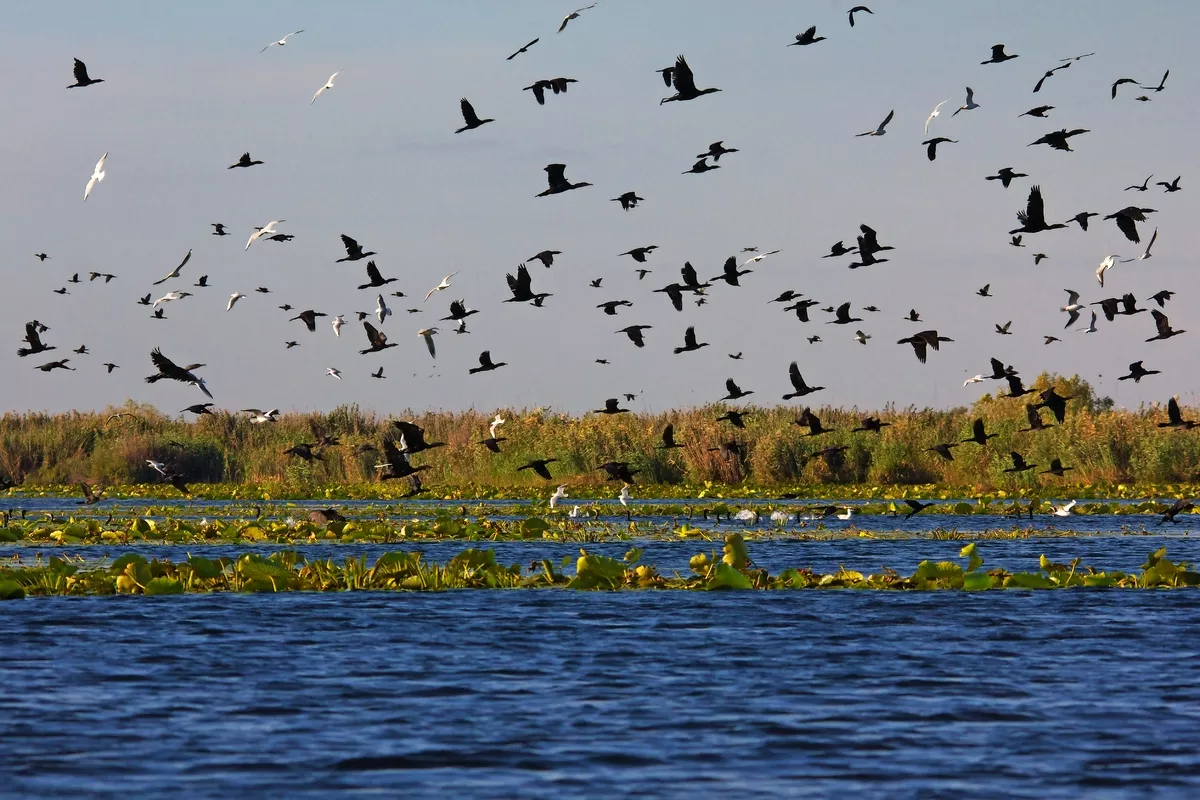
[0,375,1196,493]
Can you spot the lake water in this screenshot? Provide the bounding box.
[5,536,1200,797]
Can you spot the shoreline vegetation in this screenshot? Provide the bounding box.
[2,376,1199,497]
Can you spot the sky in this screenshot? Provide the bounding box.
[2,0,1197,417]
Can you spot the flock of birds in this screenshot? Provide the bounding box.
[12,5,1199,511]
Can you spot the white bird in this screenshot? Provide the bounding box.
[243,408,280,424]
[331,315,345,337]
[558,2,597,33]
[1062,289,1083,328]
[246,220,285,250]
[769,509,795,525]
[952,87,979,116]
[310,70,341,105]
[153,291,192,308]
[489,415,505,438]
[1096,254,1120,287]
[1050,499,1077,517]
[854,330,871,345]
[227,292,244,311]
[618,484,631,506]
[1122,228,1157,262]
[326,367,342,380]
[146,459,168,477]
[741,249,781,267]
[424,272,458,302]
[83,152,107,201]
[734,508,760,525]
[837,507,853,520]
[550,485,568,509]
[568,505,580,518]
[261,30,305,52]
[375,294,391,324]
[417,327,438,358]
[924,98,952,136]
[1082,309,1098,334]
[856,109,894,136]
[963,375,986,386]
[152,249,193,285]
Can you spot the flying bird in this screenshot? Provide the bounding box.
[152,249,193,285]
[310,71,341,105]
[331,315,345,337]
[537,163,592,196]
[506,38,539,60]
[1146,310,1185,342]
[981,44,1019,64]
[1021,105,1054,117]
[228,152,263,169]
[660,55,721,104]
[424,273,458,302]
[1119,361,1160,383]
[985,167,1028,188]
[357,261,397,290]
[261,30,305,52]
[620,246,658,263]
[1157,176,1182,193]
[1032,65,1068,93]
[782,362,824,399]
[952,87,979,116]
[1028,128,1089,152]
[558,3,597,33]
[856,109,894,136]
[523,77,578,105]
[145,348,212,398]
[359,321,396,354]
[67,58,104,88]
[617,325,652,348]
[227,292,244,311]
[456,98,494,133]
[83,152,107,201]
[848,6,873,26]
[1122,227,1158,262]
[1095,254,1120,287]
[246,220,285,250]
[673,326,709,354]
[469,351,507,374]
[417,327,438,358]
[924,98,951,136]
[922,137,957,161]
[610,191,643,211]
[1111,77,1139,99]
[789,26,826,46]
[1141,70,1170,93]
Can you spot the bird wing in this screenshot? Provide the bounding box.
[73,58,89,83]
[545,163,567,189]
[672,55,697,93]
[460,97,481,125]
[878,109,894,131]
[365,261,384,284]
[340,234,359,255]
[363,321,387,349]
[1152,310,1169,335]
[684,326,697,347]
[1026,185,1047,227]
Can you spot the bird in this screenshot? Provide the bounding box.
[1146,310,1185,342]
[1142,70,1170,93]
[359,322,396,355]
[722,379,753,401]
[227,292,244,311]
[1004,452,1038,473]
[589,279,603,288]
[34,253,49,261]
[922,137,957,161]
[673,326,709,354]
[83,152,107,201]
[374,294,391,324]
[290,310,328,332]
[181,403,214,416]
[927,443,958,461]
[852,417,890,434]
[1011,185,1067,234]
[597,300,632,316]
[620,246,658,263]
[35,358,74,373]
[1081,310,1098,334]
[506,38,539,60]
[529,250,562,268]
[242,408,280,424]
[417,327,438,358]
[782,362,824,399]
[550,485,568,509]
[228,152,263,169]
[245,220,284,250]
[1020,404,1052,432]
[456,98,494,133]
[710,256,752,286]
[617,325,652,348]
[1031,253,1048,265]
[902,499,935,519]
[660,55,721,104]
[1021,105,1055,117]
[1111,77,1139,99]
[1042,458,1074,478]
[716,409,750,429]
[1062,290,1084,328]
[1050,500,1077,517]
[898,330,953,363]
[854,330,871,345]
[660,424,684,449]
[982,44,1019,64]
[469,351,507,374]
[823,240,856,258]
[1159,498,1195,525]
[88,271,116,283]
[848,6,873,26]
[518,459,558,480]
[357,261,397,290]
[310,71,341,105]
[1034,388,1074,424]
[210,223,228,237]
[145,348,212,398]
[1122,227,1159,262]
[963,419,997,446]
[337,234,376,263]
[795,408,833,437]
[594,398,629,415]
[1032,65,1068,92]
[985,167,1028,188]
[425,273,458,302]
[537,163,591,196]
[827,302,862,325]
[375,439,432,482]
[789,26,825,46]
[683,158,720,175]
[153,291,192,308]
[523,77,578,106]
[924,99,951,136]
[261,30,305,52]
[78,482,103,505]
[390,420,445,455]
[17,322,55,358]
[741,249,780,266]
[952,87,979,116]
[1126,174,1154,192]
[964,375,986,386]
[558,3,596,33]
[103,363,118,373]
[150,249,194,286]
[1158,398,1196,430]
[1157,176,1182,193]
[1149,290,1175,308]
[505,265,552,305]
[1028,128,1089,152]
[1096,254,1120,287]
[371,367,385,380]
[608,190,645,211]
[1104,206,1156,243]
[67,58,104,88]
[856,109,894,136]
[1069,211,1099,231]
[489,415,505,439]
[283,443,322,462]
[996,321,1013,335]
[331,315,345,337]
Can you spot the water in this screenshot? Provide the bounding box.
[5,537,1200,797]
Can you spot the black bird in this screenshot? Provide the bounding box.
[455,98,494,133]
[336,234,377,262]
[87,271,115,283]
[537,163,591,197]
[35,253,49,261]
[620,246,658,263]
[697,141,739,161]
[847,5,873,26]
[729,352,743,360]
[805,446,849,467]
[377,438,432,482]
[518,459,558,480]
[897,330,953,363]
[987,358,1015,380]
[678,263,710,293]
[182,403,214,415]
[598,461,639,483]
[922,137,957,161]
[144,348,210,397]
[984,166,1032,188]
[211,223,229,236]
[228,152,263,169]
[1146,310,1185,342]
[772,290,801,304]
[1149,290,1174,307]
[1021,105,1055,117]
[357,261,397,290]
[1010,185,1067,234]
[194,275,209,287]
[371,367,385,379]
[590,278,603,288]
[904,499,935,519]
[848,246,888,270]
[782,363,824,399]
[1068,211,1099,231]
[617,325,652,348]
[683,158,719,175]
[1033,253,1048,264]
[1141,70,1170,93]
[359,321,397,354]
[78,482,103,505]
[982,44,1019,64]
[1159,498,1194,525]
[963,419,997,446]
[68,273,81,283]
[655,284,686,312]
[660,424,685,449]
[1042,458,1074,477]
[852,416,890,434]
[856,223,894,258]
[1126,175,1154,192]
[1104,206,1156,243]
[784,299,819,322]
[927,442,958,461]
[54,288,68,295]
[284,443,322,462]
[1034,388,1074,424]
[1157,176,1182,193]
[795,408,833,437]
[660,55,721,104]
[443,300,480,322]
[1004,373,1033,398]
[823,240,856,257]
[1112,77,1139,99]
[290,310,328,332]
[1020,404,1052,432]
[635,270,651,280]
[710,256,752,286]
[595,398,630,415]
[17,322,54,357]
[504,264,552,304]
[789,26,826,46]
[610,191,644,211]
[73,344,89,354]
[1032,64,1070,93]
[1158,397,1196,429]
[996,321,1014,336]
[673,326,709,354]
[506,38,539,60]
[67,58,104,88]
[35,358,74,372]
[469,351,507,374]
[1028,128,1089,152]
[826,302,862,325]
[391,420,444,454]
[723,379,753,400]
[529,250,561,268]
[478,436,506,453]
[523,77,577,105]
[1004,452,1037,473]
[655,63,675,87]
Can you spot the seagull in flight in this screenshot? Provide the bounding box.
[924,98,951,136]
[152,249,193,285]
[558,3,596,33]
[227,292,244,311]
[310,71,341,105]
[246,220,285,250]
[856,109,894,136]
[261,30,304,52]
[326,367,342,380]
[506,38,539,60]
[417,327,439,358]
[153,291,192,308]
[1096,254,1120,287]
[331,315,345,337]
[83,152,107,201]
[741,249,780,266]
[952,87,979,116]
[424,273,458,302]
[1121,228,1158,262]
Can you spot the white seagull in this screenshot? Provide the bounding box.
[1122,228,1157,262]
[550,485,568,509]
[152,249,193,285]
[854,330,871,345]
[1050,499,1077,517]
[331,315,345,337]
[1096,254,1120,287]
[558,3,597,33]
[924,98,952,136]
[837,507,853,520]
[243,408,280,424]
[326,367,342,380]
[153,291,192,308]
[952,87,980,116]
[227,292,244,311]
[83,152,107,201]
[417,327,438,358]
[310,70,341,105]
[741,249,781,267]
[375,294,391,324]
[261,30,305,53]
[424,272,458,302]
[246,220,285,250]
[1062,289,1083,327]
[618,484,631,507]
[146,459,168,477]
[489,414,505,438]
[1082,309,1098,334]
[856,109,894,136]
[963,375,986,386]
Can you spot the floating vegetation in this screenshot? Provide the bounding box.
[2,539,1198,599]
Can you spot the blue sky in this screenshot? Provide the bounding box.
[2,1,1196,415]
